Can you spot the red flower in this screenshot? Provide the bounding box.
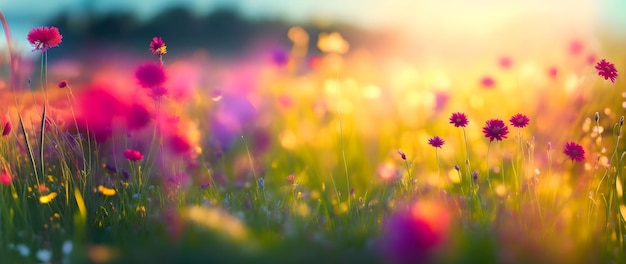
[58,80,68,88]
[150,37,167,55]
[287,174,295,182]
[482,119,509,142]
[449,112,468,127]
[2,114,11,136]
[563,141,585,163]
[0,170,11,185]
[135,62,166,89]
[595,59,618,83]
[509,114,530,128]
[124,149,144,162]
[428,136,445,148]
[27,26,62,52]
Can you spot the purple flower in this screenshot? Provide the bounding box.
[563,141,585,163]
[482,119,509,142]
[428,136,445,148]
[509,114,530,128]
[449,112,468,127]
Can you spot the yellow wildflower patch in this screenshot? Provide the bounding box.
[39,192,57,204]
[98,185,116,196]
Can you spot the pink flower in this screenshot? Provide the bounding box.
[2,114,11,136]
[548,67,558,79]
[499,56,512,69]
[586,54,596,65]
[150,37,167,55]
[595,59,618,83]
[0,170,11,185]
[124,149,144,162]
[563,141,585,163]
[449,112,468,127]
[482,119,509,142]
[377,163,400,182]
[427,136,445,148]
[287,174,295,182]
[481,76,495,88]
[27,26,62,52]
[569,40,584,56]
[135,62,166,89]
[509,114,530,128]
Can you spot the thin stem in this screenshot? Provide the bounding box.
[462,127,472,184]
[403,159,415,194]
[487,141,493,193]
[334,78,351,207]
[436,148,445,189]
[500,141,505,187]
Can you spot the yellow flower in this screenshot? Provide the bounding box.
[39,192,57,204]
[98,185,116,196]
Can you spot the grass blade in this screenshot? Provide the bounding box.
[40,104,46,179]
[18,112,40,185]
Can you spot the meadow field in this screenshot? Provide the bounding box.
[1,10,625,264]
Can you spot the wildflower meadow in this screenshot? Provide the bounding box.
[1,6,626,264]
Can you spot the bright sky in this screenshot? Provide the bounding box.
[1,0,625,56]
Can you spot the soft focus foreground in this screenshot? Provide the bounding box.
[1,9,626,264]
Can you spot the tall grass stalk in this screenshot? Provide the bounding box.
[334,79,351,208]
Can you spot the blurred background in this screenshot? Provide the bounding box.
[2,0,625,63]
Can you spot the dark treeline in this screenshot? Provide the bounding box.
[46,6,396,60]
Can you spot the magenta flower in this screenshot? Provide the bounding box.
[378,202,450,264]
[509,114,530,128]
[150,37,167,55]
[27,26,62,52]
[125,103,151,130]
[135,62,166,89]
[124,149,144,162]
[482,119,509,142]
[428,136,445,148]
[449,112,468,127]
[563,141,585,163]
[168,135,192,154]
[595,59,618,83]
